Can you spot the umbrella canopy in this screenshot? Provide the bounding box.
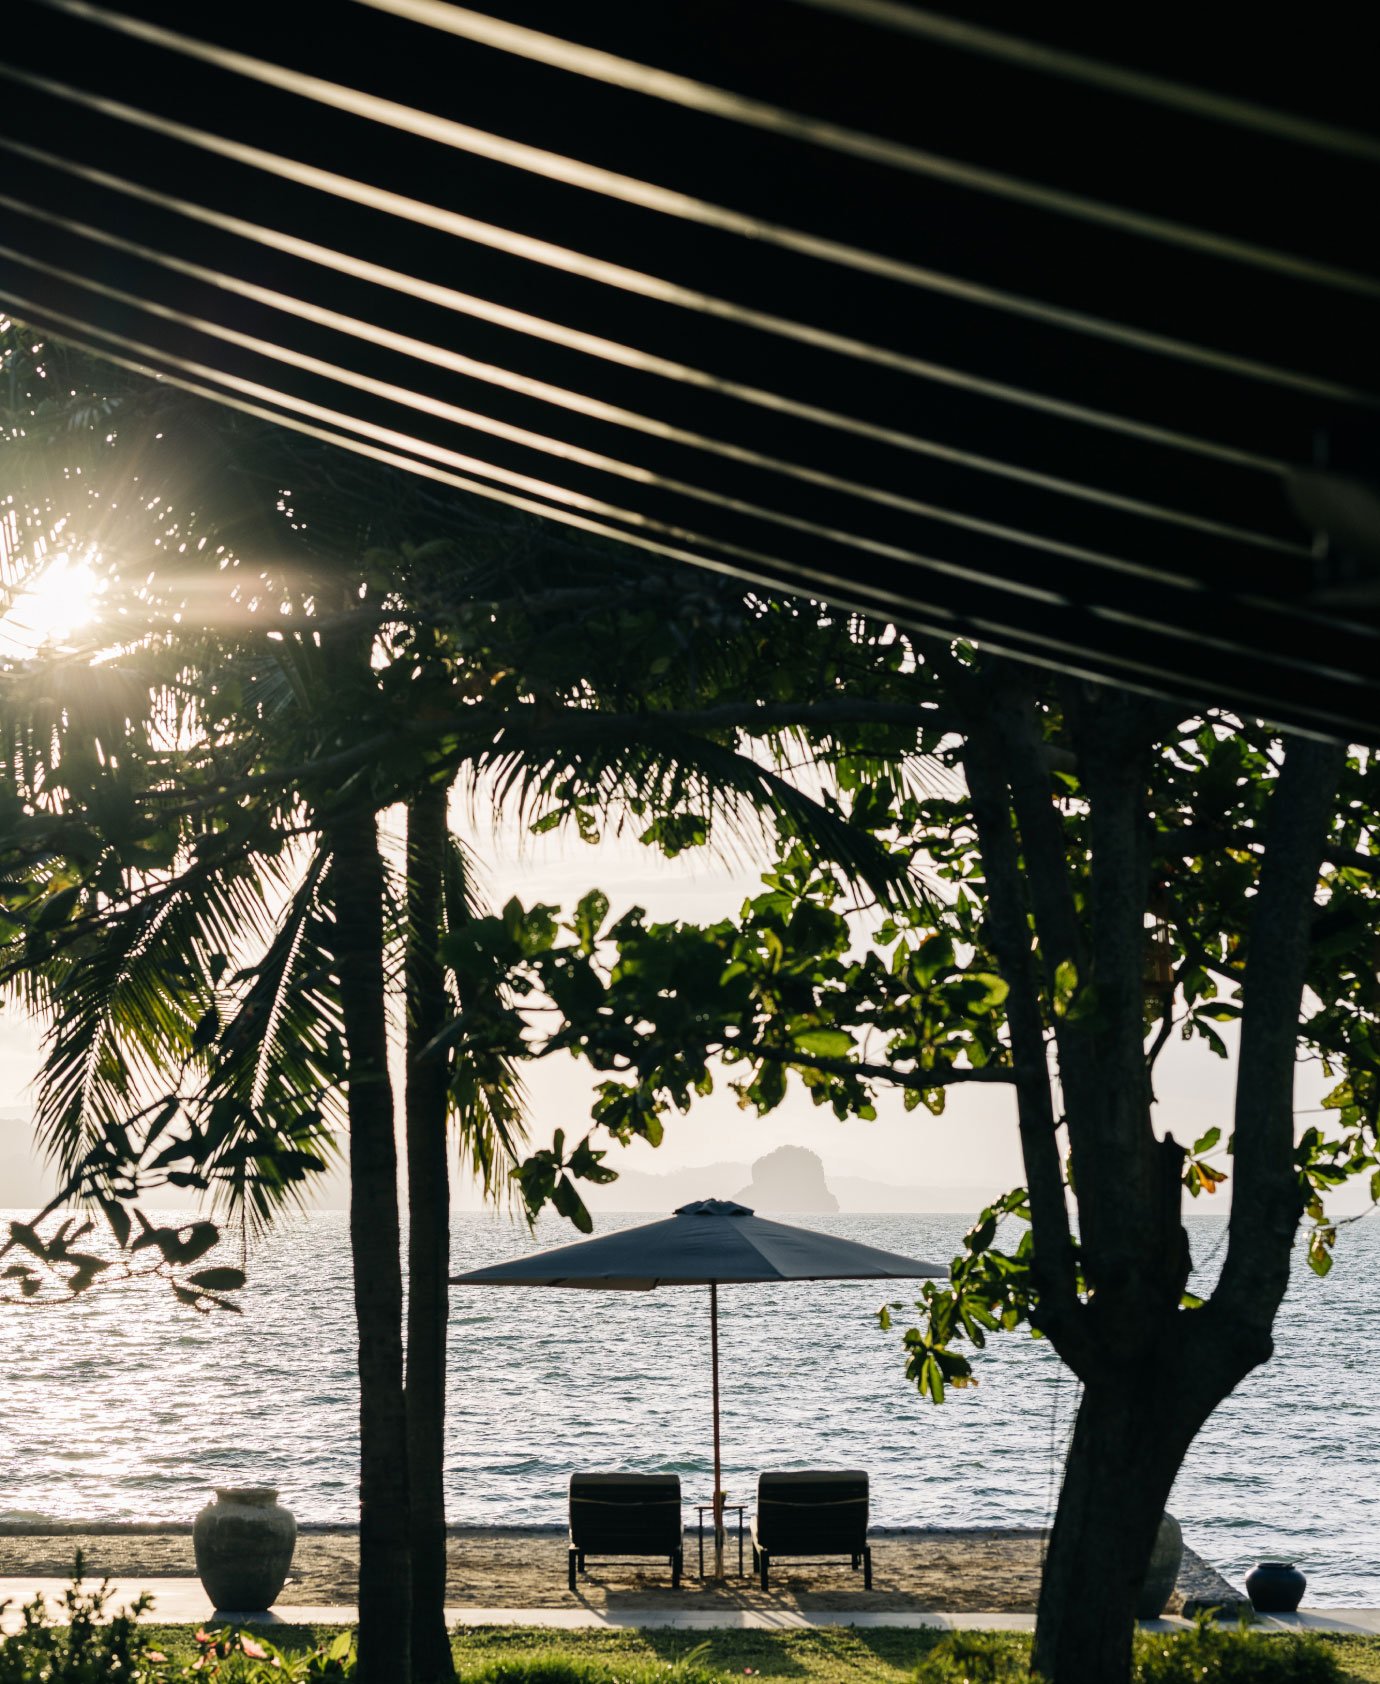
[450,1199,945,1553]
[450,1198,945,1290]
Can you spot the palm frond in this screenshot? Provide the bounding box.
[441,831,528,1207]
[463,715,924,910]
[202,845,344,1228]
[24,854,279,1177]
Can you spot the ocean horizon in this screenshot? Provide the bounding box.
[2,1208,1376,1604]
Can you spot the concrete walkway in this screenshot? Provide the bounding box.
[4,1576,1380,1638]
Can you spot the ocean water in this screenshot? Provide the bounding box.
[1,1209,1376,1604]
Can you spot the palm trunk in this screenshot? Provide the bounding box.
[405,781,456,1682]
[329,814,410,1684]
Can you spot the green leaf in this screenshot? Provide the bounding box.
[1191,1126,1222,1155]
[911,933,955,985]
[790,1028,854,1058]
[551,1174,594,1234]
[1052,959,1079,1017]
[573,889,610,955]
[638,812,709,857]
[568,1135,618,1186]
[1193,1018,1230,1059]
[965,1215,997,1255]
[191,1005,221,1050]
[34,884,82,932]
[1307,1228,1336,1277]
[967,972,1010,1010]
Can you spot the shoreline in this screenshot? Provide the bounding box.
[0,1525,1245,1618]
[2,1522,1038,1537]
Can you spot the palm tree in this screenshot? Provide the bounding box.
[404,777,460,1682]
[2,332,925,1680]
[404,777,527,1681]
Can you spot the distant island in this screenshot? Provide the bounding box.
[0,1111,50,1209]
[0,1112,993,1217]
[731,1144,838,1211]
[566,1145,995,1214]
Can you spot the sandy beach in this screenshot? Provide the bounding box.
[0,1526,1241,1615]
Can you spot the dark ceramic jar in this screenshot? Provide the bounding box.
[193,1487,297,1611]
[1245,1561,1307,1614]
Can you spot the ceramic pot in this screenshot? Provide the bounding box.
[1245,1561,1307,1614]
[193,1487,297,1611]
[1135,1512,1184,1619]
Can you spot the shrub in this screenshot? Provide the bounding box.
[0,1558,162,1683]
[914,1631,1029,1684]
[186,1626,354,1679]
[1134,1618,1341,1684]
[913,1618,1344,1684]
[0,1564,354,1684]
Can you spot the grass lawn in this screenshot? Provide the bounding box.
[134,1623,1380,1684]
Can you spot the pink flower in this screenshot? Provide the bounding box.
[240,1635,269,1659]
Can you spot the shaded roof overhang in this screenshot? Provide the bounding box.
[2,1,1378,737]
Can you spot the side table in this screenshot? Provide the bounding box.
[695,1505,746,1577]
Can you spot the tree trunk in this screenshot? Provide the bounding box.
[1033,1376,1198,1684]
[405,781,456,1683]
[955,686,1345,1684]
[329,814,411,1684]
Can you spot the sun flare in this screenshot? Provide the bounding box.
[0,552,105,653]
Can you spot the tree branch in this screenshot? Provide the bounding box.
[961,717,1085,1361]
[1145,984,1183,1078]
[1066,686,1175,1298]
[987,671,1084,985]
[1159,823,1376,878]
[738,1040,1016,1088]
[1212,734,1347,1345]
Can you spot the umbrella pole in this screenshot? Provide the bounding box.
[710,1282,725,1572]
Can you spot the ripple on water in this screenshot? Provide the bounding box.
[2,1210,1378,1601]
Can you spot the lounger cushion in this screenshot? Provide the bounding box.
[754,1470,869,1555]
[569,1473,682,1553]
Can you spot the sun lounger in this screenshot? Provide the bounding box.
[568,1473,684,1591]
[751,1470,871,1590]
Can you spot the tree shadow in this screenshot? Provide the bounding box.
[634,1629,813,1676]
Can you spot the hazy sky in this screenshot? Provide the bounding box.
[2,801,1359,1213]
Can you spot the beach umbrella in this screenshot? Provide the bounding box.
[450,1198,945,1554]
